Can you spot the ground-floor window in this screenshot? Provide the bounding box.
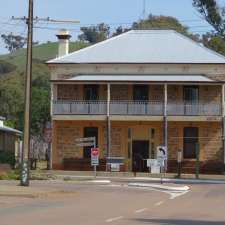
[83,127,98,158]
[183,127,198,159]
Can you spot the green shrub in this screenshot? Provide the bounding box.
[0,151,15,167]
[0,170,20,180]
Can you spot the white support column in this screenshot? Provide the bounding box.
[107,83,111,168]
[222,84,225,170]
[164,84,168,149]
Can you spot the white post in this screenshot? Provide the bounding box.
[222,85,225,170]
[107,83,111,171]
[163,84,168,173]
[164,84,168,148]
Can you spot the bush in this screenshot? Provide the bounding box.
[0,170,20,180]
[0,151,15,167]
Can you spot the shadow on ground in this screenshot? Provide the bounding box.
[134,219,225,225]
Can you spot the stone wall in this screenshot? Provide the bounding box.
[52,120,223,173]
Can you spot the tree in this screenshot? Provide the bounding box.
[193,0,225,39]
[78,23,110,44]
[114,15,200,42]
[112,26,130,37]
[1,33,27,53]
[202,32,225,55]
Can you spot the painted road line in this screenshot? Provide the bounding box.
[155,201,164,206]
[169,190,190,200]
[135,208,148,213]
[106,216,123,223]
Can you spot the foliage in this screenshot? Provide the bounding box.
[193,0,225,39]
[112,26,131,37]
[0,151,15,167]
[0,41,88,136]
[0,60,17,74]
[202,32,225,55]
[1,33,27,53]
[114,15,201,42]
[78,23,110,43]
[0,170,20,180]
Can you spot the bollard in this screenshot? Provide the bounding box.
[177,149,182,178]
[195,143,200,179]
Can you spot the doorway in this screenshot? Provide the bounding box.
[183,127,198,159]
[132,141,149,172]
[83,127,98,158]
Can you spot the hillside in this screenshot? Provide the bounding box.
[0,41,88,134]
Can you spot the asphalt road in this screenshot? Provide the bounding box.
[0,181,225,225]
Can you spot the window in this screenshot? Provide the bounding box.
[183,127,198,159]
[83,127,98,158]
[84,85,99,101]
[183,86,199,104]
[183,86,199,115]
[133,85,149,101]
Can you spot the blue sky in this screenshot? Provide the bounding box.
[0,0,224,54]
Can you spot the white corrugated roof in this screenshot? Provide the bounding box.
[0,126,22,135]
[48,30,225,64]
[66,75,215,82]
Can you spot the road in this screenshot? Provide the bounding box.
[0,181,225,225]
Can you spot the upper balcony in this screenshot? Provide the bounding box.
[51,83,223,119]
[53,100,221,116]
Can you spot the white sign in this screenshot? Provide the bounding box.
[110,163,120,172]
[147,159,162,174]
[157,146,168,161]
[151,165,161,174]
[147,159,158,168]
[91,148,99,166]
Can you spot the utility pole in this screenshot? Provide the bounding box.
[13,3,79,186]
[20,0,33,187]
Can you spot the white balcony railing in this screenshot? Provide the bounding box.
[53,100,222,116]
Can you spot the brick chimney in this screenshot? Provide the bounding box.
[56,29,71,57]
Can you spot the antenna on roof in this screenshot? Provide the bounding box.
[142,0,146,20]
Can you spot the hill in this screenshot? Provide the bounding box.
[0,41,88,134]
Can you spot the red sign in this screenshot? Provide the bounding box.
[91,148,99,157]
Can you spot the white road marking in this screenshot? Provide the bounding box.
[135,208,148,213]
[169,190,190,200]
[106,216,123,223]
[155,201,164,206]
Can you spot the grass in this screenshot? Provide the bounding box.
[0,170,20,180]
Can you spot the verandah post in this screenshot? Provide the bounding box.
[106,83,111,171]
[163,84,168,173]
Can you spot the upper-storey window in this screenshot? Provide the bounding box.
[133,85,149,101]
[183,86,199,104]
[84,85,99,101]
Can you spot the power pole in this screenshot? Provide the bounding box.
[20,0,33,187]
[13,4,79,186]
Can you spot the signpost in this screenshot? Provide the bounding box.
[157,146,168,184]
[75,137,98,177]
[91,148,99,177]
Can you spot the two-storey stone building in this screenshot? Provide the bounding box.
[47,30,225,174]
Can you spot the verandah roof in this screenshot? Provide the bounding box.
[53,74,217,83]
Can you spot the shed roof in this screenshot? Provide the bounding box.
[48,30,225,64]
[0,126,22,136]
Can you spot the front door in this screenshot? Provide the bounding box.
[83,127,98,158]
[183,127,198,159]
[132,141,149,172]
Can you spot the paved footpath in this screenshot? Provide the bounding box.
[0,180,225,225]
